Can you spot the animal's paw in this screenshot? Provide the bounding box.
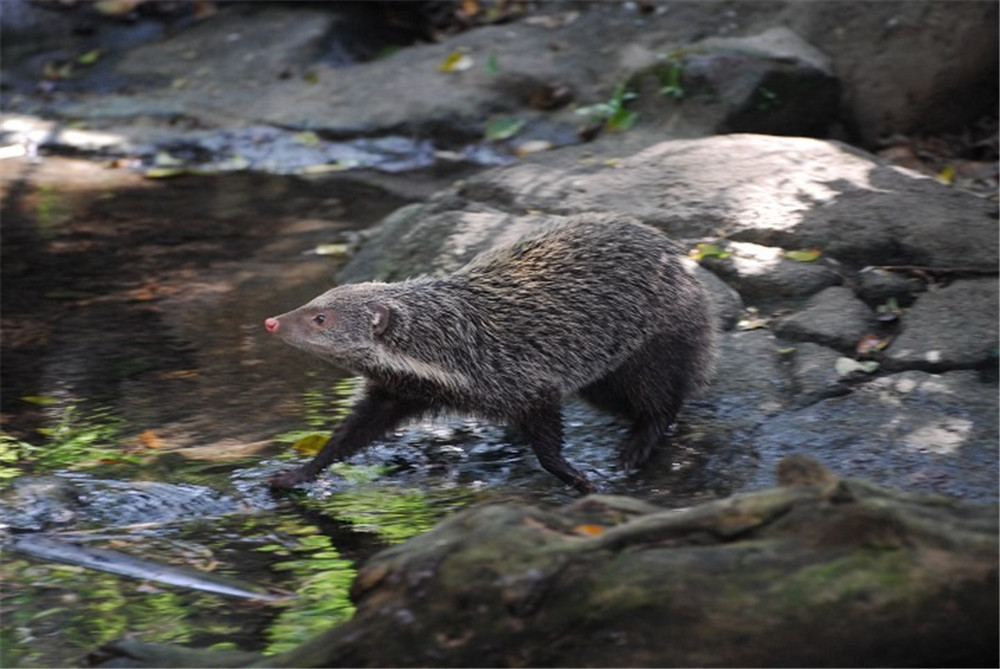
[618,437,656,473]
[572,476,602,496]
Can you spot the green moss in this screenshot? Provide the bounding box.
[771,548,912,607]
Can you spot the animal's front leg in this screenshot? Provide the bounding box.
[269,387,428,489]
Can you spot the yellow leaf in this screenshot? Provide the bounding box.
[292,433,329,455]
[784,248,822,262]
[855,334,891,355]
[937,164,956,185]
[438,49,473,73]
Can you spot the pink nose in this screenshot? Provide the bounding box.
[264,317,280,334]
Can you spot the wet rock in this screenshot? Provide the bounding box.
[701,241,841,302]
[855,267,925,307]
[884,278,999,371]
[748,370,999,501]
[781,341,849,406]
[1,475,237,531]
[696,267,743,332]
[0,476,83,531]
[78,478,237,527]
[701,329,788,423]
[771,286,876,351]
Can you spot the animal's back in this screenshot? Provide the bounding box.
[443,213,710,398]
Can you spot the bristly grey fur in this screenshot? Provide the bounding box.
[266,212,715,493]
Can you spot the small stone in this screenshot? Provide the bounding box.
[856,268,923,307]
[772,286,876,351]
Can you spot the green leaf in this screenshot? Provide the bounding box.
[606,108,637,132]
[485,116,525,140]
[784,248,822,262]
[486,52,500,74]
[143,167,191,179]
[21,396,60,406]
[689,243,732,260]
[293,131,320,146]
[77,49,103,66]
[659,61,684,99]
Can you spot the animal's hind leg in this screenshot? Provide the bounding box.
[581,347,686,473]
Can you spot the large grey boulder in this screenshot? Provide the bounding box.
[345,134,998,279]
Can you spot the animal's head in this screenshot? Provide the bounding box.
[264,283,398,370]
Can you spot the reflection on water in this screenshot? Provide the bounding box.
[0,155,438,666]
[1,156,406,450]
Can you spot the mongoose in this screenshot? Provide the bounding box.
[264,213,714,493]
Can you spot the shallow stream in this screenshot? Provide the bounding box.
[0,155,720,666]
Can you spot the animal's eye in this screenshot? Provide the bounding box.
[313,314,327,325]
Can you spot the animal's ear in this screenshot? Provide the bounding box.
[370,302,392,337]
